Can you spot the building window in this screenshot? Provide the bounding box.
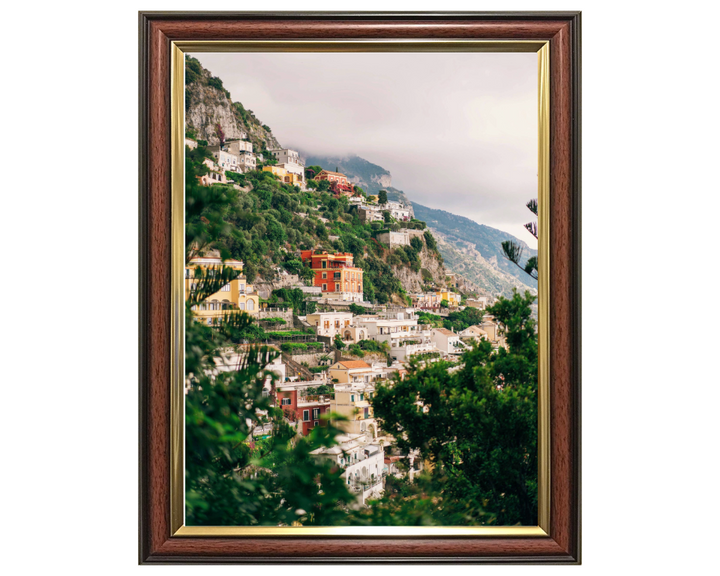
[247,300,255,311]
[313,408,320,420]
[322,284,327,291]
[322,272,327,279]
[322,261,326,269]
[303,410,310,422]
[221,284,230,292]
[281,397,291,405]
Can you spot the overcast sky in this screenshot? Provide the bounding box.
[193,52,538,248]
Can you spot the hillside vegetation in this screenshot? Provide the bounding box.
[186,144,444,304]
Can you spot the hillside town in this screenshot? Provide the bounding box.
[186,246,505,506]
[183,55,537,525]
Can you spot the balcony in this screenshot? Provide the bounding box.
[404,343,437,356]
[348,472,387,492]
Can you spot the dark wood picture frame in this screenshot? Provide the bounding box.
[139,11,581,564]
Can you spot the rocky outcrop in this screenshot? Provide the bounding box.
[431,229,536,298]
[390,247,446,295]
[186,84,246,145]
[185,56,281,151]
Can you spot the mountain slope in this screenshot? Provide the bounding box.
[300,153,537,297]
[412,203,537,293]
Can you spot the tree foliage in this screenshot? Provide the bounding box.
[371,290,538,525]
[185,152,358,527]
[501,199,538,280]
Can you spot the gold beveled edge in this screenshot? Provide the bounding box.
[170,43,186,534]
[175,39,547,53]
[175,525,548,538]
[169,39,551,537]
[536,42,551,534]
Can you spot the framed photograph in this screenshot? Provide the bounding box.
[139,11,581,564]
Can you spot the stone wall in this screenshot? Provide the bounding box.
[257,307,294,325]
[287,351,332,367]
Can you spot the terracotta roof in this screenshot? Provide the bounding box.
[337,360,371,369]
[316,169,347,177]
[435,328,455,336]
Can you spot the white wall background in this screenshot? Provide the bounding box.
[3,1,718,574]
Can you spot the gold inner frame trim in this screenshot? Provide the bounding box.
[170,39,551,538]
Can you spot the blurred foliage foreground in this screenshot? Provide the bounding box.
[185,150,538,527]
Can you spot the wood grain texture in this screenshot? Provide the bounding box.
[139,12,581,564]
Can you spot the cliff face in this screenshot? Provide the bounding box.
[185,56,281,151]
[413,202,537,293]
[391,246,446,294]
[431,229,536,298]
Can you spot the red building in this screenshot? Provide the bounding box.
[300,250,364,302]
[275,382,332,436]
[314,169,354,196]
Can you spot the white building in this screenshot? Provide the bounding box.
[270,149,306,186]
[199,158,227,185]
[356,317,437,362]
[226,139,253,155]
[311,434,385,505]
[376,230,411,247]
[431,328,465,355]
[466,297,490,310]
[277,162,305,186]
[386,201,411,221]
[211,149,240,173]
[358,206,385,223]
[270,148,304,166]
[306,311,354,339]
[237,153,256,172]
[379,306,416,321]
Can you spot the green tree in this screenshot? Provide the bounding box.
[184,147,357,526]
[378,190,388,205]
[333,334,346,350]
[371,290,538,525]
[423,230,437,251]
[348,303,365,315]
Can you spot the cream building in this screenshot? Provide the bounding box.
[430,327,465,355]
[210,149,239,173]
[306,312,354,339]
[185,256,260,322]
[331,382,379,438]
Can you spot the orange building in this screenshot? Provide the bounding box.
[314,170,354,196]
[300,250,364,303]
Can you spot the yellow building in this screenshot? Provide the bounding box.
[331,382,378,438]
[185,256,260,324]
[436,290,461,307]
[262,165,303,186]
